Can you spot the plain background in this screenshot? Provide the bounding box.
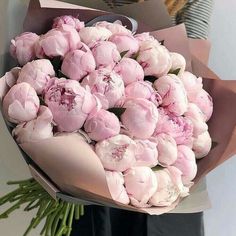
[0,0,236,235]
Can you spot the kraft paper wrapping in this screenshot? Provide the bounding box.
[1,0,236,215]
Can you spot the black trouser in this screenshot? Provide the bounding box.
[71,206,204,236]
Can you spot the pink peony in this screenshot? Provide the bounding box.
[184,103,208,137]
[189,89,213,122]
[169,52,186,76]
[137,40,172,77]
[154,133,178,166]
[79,26,112,45]
[81,68,125,109]
[17,59,55,94]
[35,24,81,58]
[193,131,212,159]
[12,106,53,144]
[173,145,197,184]
[109,33,139,57]
[124,166,157,207]
[125,81,162,106]
[4,67,21,88]
[61,45,96,81]
[44,79,96,132]
[52,15,84,31]
[95,134,136,172]
[3,82,39,124]
[134,139,158,167]
[134,32,156,45]
[149,166,189,206]
[179,71,203,101]
[105,171,130,204]
[95,20,131,35]
[114,58,144,86]
[84,109,120,141]
[121,98,159,139]
[91,41,121,69]
[154,108,193,147]
[154,74,188,116]
[10,32,39,66]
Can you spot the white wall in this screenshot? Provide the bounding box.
[205,1,236,235]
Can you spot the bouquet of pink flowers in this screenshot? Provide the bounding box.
[1,0,236,235]
[0,11,215,209]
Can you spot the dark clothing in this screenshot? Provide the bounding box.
[71,206,204,236]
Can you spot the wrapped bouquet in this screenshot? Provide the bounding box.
[0,0,236,235]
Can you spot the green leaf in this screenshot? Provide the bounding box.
[120,50,129,58]
[211,141,218,150]
[51,57,62,72]
[144,76,158,83]
[58,70,70,79]
[108,107,126,119]
[39,96,45,106]
[159,40,165,45]
[131,51,139,60]
[151,165,164,172]
[168,68,181,76]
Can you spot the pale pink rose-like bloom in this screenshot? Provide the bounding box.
[114,58,144,86]
[154,108,193,147]
[17,59,55,95]
[61,45,96,81]
[125,81,162,106]
[124,166,157,207]
[4,67,21,88]
[121,98,159,139]
[134,139,158,167]
[149,166,189,207]
[154,133,178,166]
[84,109,120,141]
[12,106,53,144]
[154,74,188,116]
[173,145,197,185]
[81,68,125,109]
[137,40,172,77]
[193,131,212,159]
[184,103,208,137]
[134,32,156,45]
[95,134,136,172]
[44,79,96,132]
[91,41,121,69]
[189,89,213,122]
[52,15,85,31]
[10,32,39,66]
[3,82,39,124]
[169,52,186,76]
[109,33,139,57]
[95,20,131,35]
[179,71,203,100]
[79,26,112,45]
[105,171,130,204]
[35,24,81,58]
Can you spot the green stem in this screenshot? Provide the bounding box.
[7,179,34,186]
[74,205,80,220]
[51,202,65,236]
[55,203,71,236]
[0,188,22,205]
[1,179,85,236]
[0,199,23,218]
[66,204,75,236]
[80,205,84,216]
[45,201,63,236]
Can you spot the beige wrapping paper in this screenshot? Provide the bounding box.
[1,0,236,215]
